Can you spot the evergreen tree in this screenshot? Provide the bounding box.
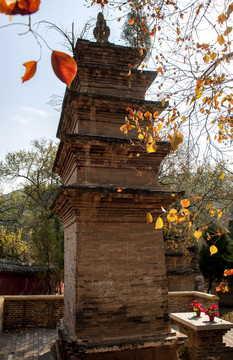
[121,0,151,49]
[199,223,233,293]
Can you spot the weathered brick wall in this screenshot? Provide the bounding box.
[168,291,219,313]
[63,219,77,337]
[165,248,201,292]
[167,274,197,291]
[3,295,64,331]
[75,217,170,340]
[0,297,4,333]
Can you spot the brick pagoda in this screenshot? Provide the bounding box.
[52,13,184,360]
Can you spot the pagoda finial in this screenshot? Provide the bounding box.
[93,12,110,43]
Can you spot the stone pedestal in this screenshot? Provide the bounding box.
[52,14,184,360]
[170,312,233,360]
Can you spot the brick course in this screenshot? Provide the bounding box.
[3,295,64,331]
[168,291,219,313]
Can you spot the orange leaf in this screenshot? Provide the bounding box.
[224,27,232,36]
[157,67,163,74]
[0,0,40,15]
[51,51,77,88]
[194,196,201,201]
[180,199,190,208]
[216,282,229,293]
[217,35,225,46]
[21,61,37,83]
[224,269,233,276]
[218,13,227,24]
[227,2,233,18]
[129,18,134,25]
[155,216,163,229]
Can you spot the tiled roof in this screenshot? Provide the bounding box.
[0,259,47,274]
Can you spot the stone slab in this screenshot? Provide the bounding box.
[170,312,233,331]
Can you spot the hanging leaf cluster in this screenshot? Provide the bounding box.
[120,107,183,153]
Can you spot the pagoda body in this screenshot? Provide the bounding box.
[53,14,183,360]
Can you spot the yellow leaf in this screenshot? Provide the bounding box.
[181,116,186,121]
[148,133,154,143]
[210,209,215,217]
[204,54,210,63]
[146,213,153,224]
[217,210,223,219]
[181,199,190,208]
[176,213,186,223]
[170,133,183,151]
[210,245,218,256]
[167,209,177,222]
[158,122,163,131]
[220,171,225,179]
[194,229,202,241]
[120,125,127,133]
[155,216,163,229]
[181,208,189,216]
[146,140,157,153]
[129,19,134,25]
[138,133,144,140]
[196,88,202,99]
[210,52,217,60]
[217,35,225,46]
[161,98,165,106]
[169,209,178,215]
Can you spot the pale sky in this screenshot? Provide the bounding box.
[0,1,121,160]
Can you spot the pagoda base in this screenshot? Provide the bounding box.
[53,319,186,360]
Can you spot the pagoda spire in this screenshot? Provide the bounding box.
[93,12,110,43]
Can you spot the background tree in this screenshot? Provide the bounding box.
[121,0,151,49]
[0,138,63,293]
[199,223,233,293]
